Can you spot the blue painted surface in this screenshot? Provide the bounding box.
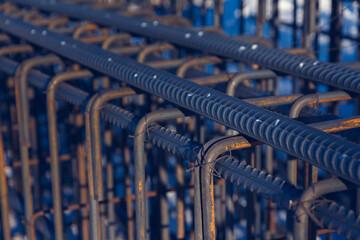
[222,0,240,35]
[205,8,214,26]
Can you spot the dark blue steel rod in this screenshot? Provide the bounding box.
[8,0,360,94]
[1,15,360,188]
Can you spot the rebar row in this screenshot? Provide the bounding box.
[0,1,359,240]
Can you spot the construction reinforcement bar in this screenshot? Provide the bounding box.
[0,52,359,239]
[8,0,360,94]
[0,15,360,188]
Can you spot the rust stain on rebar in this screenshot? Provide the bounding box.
[311,96,352,104]
[140,227,145,239]
[225,142,252,151]
[247,95,300,106]
[323,118,360,133]
[210,169,216,240]
[138,180,142,192]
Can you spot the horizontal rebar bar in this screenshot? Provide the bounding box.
[9,0,360,93]
[0,16,360,187]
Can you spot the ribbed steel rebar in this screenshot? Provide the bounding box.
[294,178,348,240]
[315,202,360,239]
[1,16,360,186]
[9,0,360,93]
[0,56,199,163]
[0,57,356,240]
[217,157,360,240]
[215,156,302,207]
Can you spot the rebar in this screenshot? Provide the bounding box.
[46,70,93,240]
[294,178,348,240]
[10,0,360,93]
[14,54,63,239]
[85,88,136,240]
[0,15,360,188]
[134,109,184,240]
[0,117,10,240]
[0,3,359,239]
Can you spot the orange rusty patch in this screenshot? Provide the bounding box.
[247,95,300,107]
[225,142,252,151]
[141,227,145,239]
[138,180,142,191]
[324,118,360,133]
[210,175,216,239]
[307,96,352,105]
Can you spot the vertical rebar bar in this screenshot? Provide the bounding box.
[303,0,316,51]
[159,149,170,240]
[124,145,135,240]
[14,55,63,240]
[134,109,184,240]
[176,119,185,240]
[271,0,279,48]
[0,117,11,240]
[329,0,341,62]
[293,0,297,47]
[201,136,255,240]
[46,70,92,240]
[257,0,265,37]
[176,154,185,240]
[86,88,136,240]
